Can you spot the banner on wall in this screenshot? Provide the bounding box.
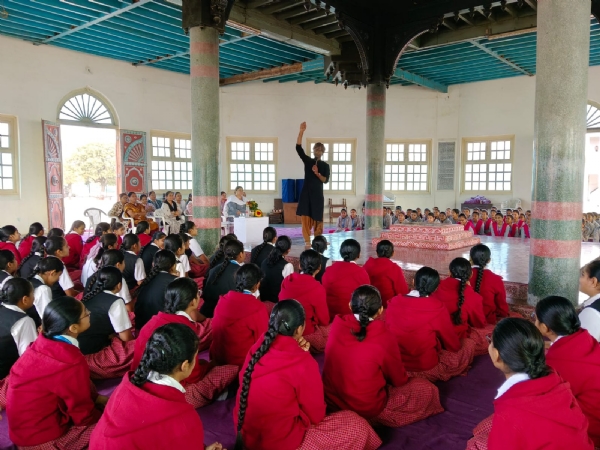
[120,130,147,194]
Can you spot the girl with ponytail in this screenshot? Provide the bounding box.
[211,263,269,367]
[250,226,277,267]
[81,222,110,268]
[110,221,126,249]
[467,318,593,450]
[133,278,237,408]
[278,249,330,353]
[201,239,245,318]
[81,233,118,286]
[234,299,381,450]
[259,235,293,302]
[135,220,152,247]
[209,234,237,269]
[134,250,178,330]
[140,231,166,274]
[18,236,46,279]
[0,225,22,265]
[386,267,475,382]
[90,323,224,450]
[164,234,188,278]
[0,249,17,289]
[469,244,511,324]
[64,220,86,270]
[17,222,44,260]
[535,296,600,446]
[28,257,64,320]
[363,240,409,307]
[183,223,210,279]
[45,236,78,298]
[84,249,132,311]
[121,233,146,290]
[78,266,134,379]
[7,297,105,449]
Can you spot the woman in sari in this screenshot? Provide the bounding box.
[140,194,155,215]
[223,186,247,221]
[123,192,159,233]
[160,191,186,235]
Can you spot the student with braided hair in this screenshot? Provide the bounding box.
[466,318,593,450]
[278,249,330,352]
[323,285,442,428]
[17,222,44,260]
[91,323,223,450]
[79,266,134,379]
[436,257,489,355]
[233,299,381,450]
[18,235,46,279]
[211,264,269,367]
[250,226,277,268]
[209,234,237,268]
[45,235,79,298]
[81,233,118,286]
[310,235,331,283]
[0,249,17,290]
[164,234,190,278]
[134,250,178,331]
[363,240,409,307]
[135,220,152,247]
[121,233,146,290]
[83,249,132,311]
[259,235,293,303]
[322,239,370,321]
[386,267,475,382]
[28,256,64,325]
[201,239,245,318]
[63,220,86,271]
[81,222,110,268]
[140,230,166,274]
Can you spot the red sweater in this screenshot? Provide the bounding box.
[90,373,204,450]
[434,278,486,339]
[546,329,600,446]
[18,235,34,260]
[138,233,152,248]
[133,312,211,385]
[488,372,593,450]
[210,291,269,367]
[81,237,99,268]
[362,257,409,308]
[322,262,370,321]
[278,273,329,335]
[234,335,326,450]
[7,336,100,446]
[386,294,460,371]
[0,241,21,266]
[470,268,509,325]
[323,314,408,418]
[64,233,84,269]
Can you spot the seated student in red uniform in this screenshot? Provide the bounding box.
[19,236,46,279]
[481,210,493,236]
[435,257,490,355]
[134,278,236,409]
[259,236,294,304]
[79,266,135,379]
[91,323,225,450]
[0,225,22,266]
[18,222,44,261]
[459,214,475,233]
[386,267,475,382]
[250,226,277,268]
[535,296,600,447]
[7,297,107,450]
[323,285,443,427]
[135,221,153,248]
[322,239,370,321]
[0,250,17,290]
[363,240,409,307]
[466,318,594,450]
[279,249,330,353]
[211,264,269,367]
[469,211,484,235]
[311,235,330,284]
[490,213,510,237]
[80,222,110,269]
[233,300,381,450]
[505,214,518,237]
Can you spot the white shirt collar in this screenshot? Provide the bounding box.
[34,274,45,284]
[550,335,565,346]
[57,334,80,348]
[350,261,358,265]
[495,373,530,399]
[147,371,186,393]
[267,242,275,246]
[102,290,118,296]
[583,293,600,307]
[126,251,137,255]
[472,265,480,269]
[151,243,159,248]
[407,290,422,297]
[2,303,26,314]
[175,310,194,322]
[353,313,374,322]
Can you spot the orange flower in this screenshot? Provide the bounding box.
[255,209,263,217]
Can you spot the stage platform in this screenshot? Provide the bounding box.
[245,230,600,304]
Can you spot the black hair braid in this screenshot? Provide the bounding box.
[234,264,262,292]
[18,237,46,274]
[211,259,231,286]
[267,236,291,267]
[414,267,440,297]
[212,240,244,285]
[210,247,226,269]
[470,244,491,294]
[250,227,277,264]
[349,285,381,341]
[82,278,105,303]
[452,278,467,325]
[474,262,485,294]
[352,303,370,342]
[250,242,268,264]
[134,264,160,298]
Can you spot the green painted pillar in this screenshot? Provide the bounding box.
[365,84,386,230]
[528,0,590,305]
[190,26,221,254]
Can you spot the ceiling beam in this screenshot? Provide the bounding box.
[523,0,537,11]
[469,39,533,76]
[288,10,326,26]
[246,0,274,8]
[220,56,324,86]
[394,68,448,93]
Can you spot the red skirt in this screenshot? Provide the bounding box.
[183,364,239,408]
[299,410,382,450]
[370,378,444,428]
[305,324,331,354]
[469,324,496,356]
[466,414,494,450]
[407,338,476,382]
[189,260,209,279]
[84,338,135,380]
[0,376,8,409]
[18,423,96,450]
[196,317,213,352]
[263,301,276,315]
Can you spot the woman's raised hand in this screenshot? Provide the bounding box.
[299,122,307,132]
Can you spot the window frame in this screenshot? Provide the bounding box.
[149,130,193,193]
[225,136,278,194]
[305,138,357,194]
[0,114,19,196]
[383,139,432,194]
[461,135,515,194]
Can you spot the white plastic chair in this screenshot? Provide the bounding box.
[152,209,169,235]
[83,208,108,232]
[110,215,134,233]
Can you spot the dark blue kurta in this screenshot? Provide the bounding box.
[295,144,330,222]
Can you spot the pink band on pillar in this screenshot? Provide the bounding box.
[190,42,219,55]
[530,239,581,259]
[193,196,220,207]
[193,218,222,229]
[531,201,583,221]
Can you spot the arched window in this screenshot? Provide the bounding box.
[588,103,600,131]
[57,88,118,127]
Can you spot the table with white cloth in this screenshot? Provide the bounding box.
[234,217,269,244]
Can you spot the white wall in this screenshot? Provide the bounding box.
[1,33,599,229]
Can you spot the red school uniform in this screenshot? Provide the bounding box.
[17,235,34,260]
[234,335,327,450]
[0,241,21,266]
[470,268,509,325]
[362,257,409,308]
[279,273,329,335]
[64,232,84,270]
[486,372,593,450]
[491,222,508,237]
[472,219,484,235]
[323,314,408,419]
[434,278,486,339]
[483,218,493,235]
[507,223,518,238]
[385,294,460,371]
[464,221,475,233]
[6,335,100,447]
[546,329,600,446]
[80,236,99,268]
[90,373,204,450]
[322,262,370,321]
[138,233,152,248]
[210,290,269,367]
[520,223,531,238]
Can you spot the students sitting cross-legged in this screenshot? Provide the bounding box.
[322,239,370,321]
[78,266,135,379]
[27,256,65,328]
[363,240,409,308]
[83,249,133,311]
[310,235,331,283]
[91,323,225,450]
[7,297,107,450]
[323,285,443,428]
[18,235,46,279]
[45,236,79,299]
[183,221,211,279]
[466,318,594,450]
[535,296,600,447]
[259,235,293,304]
[121,234,146,291]
[250,226,277,269]
[278,249,330,353]
[81,233,118,286]
[64,220,86,272]
[134,278,235,409]
[386,267,475,382]
[233,300,382,450]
